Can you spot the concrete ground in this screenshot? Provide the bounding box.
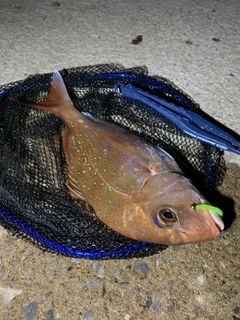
[0,0,239,319]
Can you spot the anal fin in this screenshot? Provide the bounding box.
[66,166,86,202]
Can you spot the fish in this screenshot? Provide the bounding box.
[12,70,224,246]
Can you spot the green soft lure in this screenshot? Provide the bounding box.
[195,204,223,218]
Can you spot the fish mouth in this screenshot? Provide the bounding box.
[195,203,224,232]
[209,210,224,231]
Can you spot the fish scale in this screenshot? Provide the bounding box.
[71,125,143,195]
[66,120,134,216]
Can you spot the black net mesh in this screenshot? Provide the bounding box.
[0,64,226,259]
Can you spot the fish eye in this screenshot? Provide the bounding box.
[157,209,177,224]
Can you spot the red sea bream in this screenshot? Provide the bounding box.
[13,71,224,246]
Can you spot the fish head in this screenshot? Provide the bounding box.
[128,172,224,246]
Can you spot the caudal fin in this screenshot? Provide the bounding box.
[12,70,73,117]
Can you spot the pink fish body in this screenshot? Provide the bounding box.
[14,71,224,246]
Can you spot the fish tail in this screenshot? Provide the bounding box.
[12,70,74,118]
